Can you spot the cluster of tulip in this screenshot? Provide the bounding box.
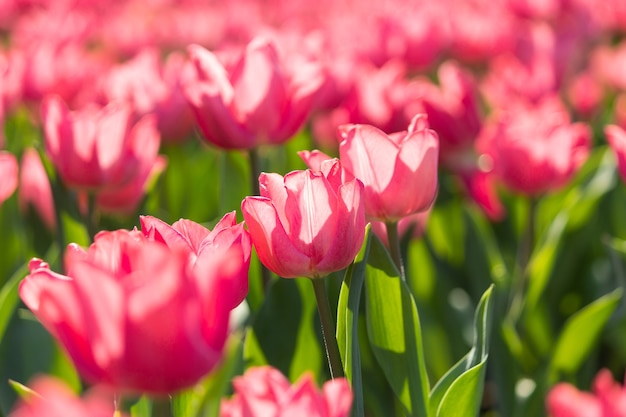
[3,0,626,416]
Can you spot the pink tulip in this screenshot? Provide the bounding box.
[183,37,323,149]
[335,115,439,222]
[9,377,123,417]
[220,366,352,417]
[477,96,591,196]
[242,159,365,278]
[97,48,195,143]
[547,369,626,417]
[19,227,246,394]
[42,95,161,196]
[605,125,626,184]
[140,211,251,309]
[0,150,18,206]
[412,61,482,166]
[18,148,56,229]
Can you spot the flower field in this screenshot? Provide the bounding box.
[2,0,626,416]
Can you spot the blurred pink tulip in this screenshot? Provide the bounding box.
[140,211,251,309]
[9,377,122,417]
[336,115,439,222]
[242,159,365,278]
[478,96,590,196]
[183,37,323,149]
[18,148,56,229]
[97,48,195,143]
[20,227,246,394]
[412,61,482,166]
[605,125,626,184]
[220,366,352,417]
[0,150,18,206]
[547,369,626,417]
[42,95,162,204]
[341,59,416,134]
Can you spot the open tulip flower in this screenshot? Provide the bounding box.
[605,124,626,184]
[242,159,365,279]
[477,96,591,196]
[183,37,323,149]
[335,115,439,222]
[42,95,161,194]
[19,226,247,394]
[140,211,251,309]
[220,366,352,417]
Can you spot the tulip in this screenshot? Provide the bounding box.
[42,95,161,193]
[242,159,365,279]
[220,366,352,417]
[140,211,251,309]
[477,96,591,196]
[335,115,439,222]
[97,48,196,143]
[183,37,323,149]
[605,125,626,184]
[9,377,123,417]
[18,148,56,229]
[546,369,626,417]
[0,150,18,206]
[19,227,246,394]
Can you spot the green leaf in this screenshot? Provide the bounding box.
[130,396,152,417]
[436,363,487,417]
[429,285,494,417]
[243,277,325,383]
[337,225,371,417]
[526,148,617,313]
[0,263,28,342]
[549,288,622,380]
[364,235,429,417]
[8,379,39,400]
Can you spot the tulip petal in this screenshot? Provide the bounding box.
[316,178,365,275]
[339,125,399,219]
[230,39,286,140]
[19,263,106,383]
[283,169,338,268]
[185,45,255,149]
[0,151,18,205]
[242,196,310,278]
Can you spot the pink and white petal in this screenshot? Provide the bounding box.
[283,170,337,265]
[242,197,310,278]
[322,378,353,417]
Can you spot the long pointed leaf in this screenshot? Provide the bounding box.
[365,235,429,417]
[429,285,494,416]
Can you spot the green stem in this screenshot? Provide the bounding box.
[385,220,406,280]
[249,147,271,291]
[310,277,344,379]
[508,197,537,321]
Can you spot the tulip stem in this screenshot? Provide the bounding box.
[386,221,406,280]
[310,277,344,379]
[249,147,271,291]
[508,197,537,321]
